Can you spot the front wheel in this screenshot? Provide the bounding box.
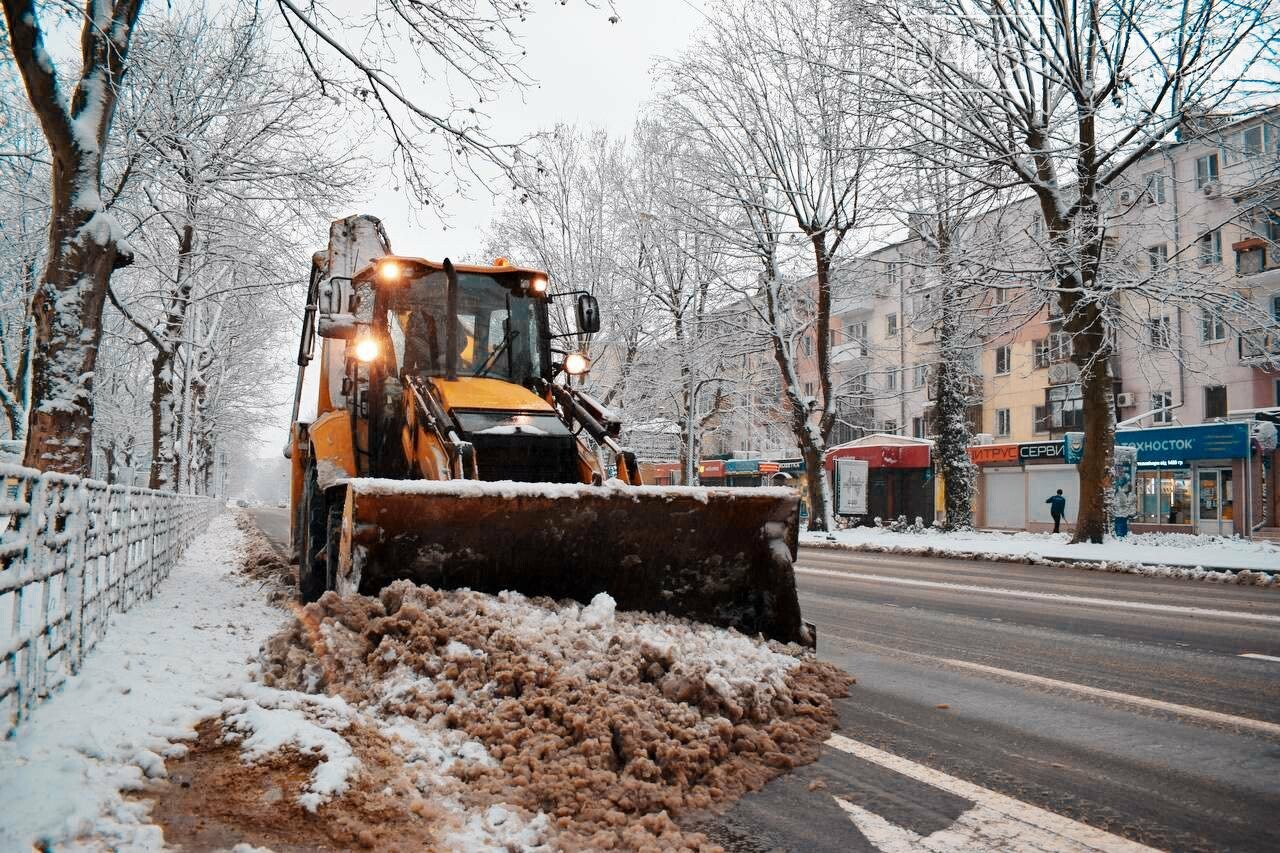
[298,461,329,602]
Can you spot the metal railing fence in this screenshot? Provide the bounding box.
[0,463,220,735]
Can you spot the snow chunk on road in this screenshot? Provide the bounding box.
[0,513,286,850]
[221,691,360,812]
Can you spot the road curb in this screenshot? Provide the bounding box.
[798,539,1278,589]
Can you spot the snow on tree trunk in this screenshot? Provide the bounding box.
[3,0,142,474]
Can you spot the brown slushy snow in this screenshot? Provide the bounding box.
[153,581,852,851]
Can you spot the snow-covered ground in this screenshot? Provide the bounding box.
[1,511,851,851]
[0,513,286,849]
[802,526,1279,582]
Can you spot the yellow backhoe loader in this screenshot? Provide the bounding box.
[286,215,812,645]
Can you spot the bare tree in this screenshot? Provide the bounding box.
[2,0,614,476]
[868,0,1278,541]
[661,0,889,529]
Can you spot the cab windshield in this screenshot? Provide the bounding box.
[385,270,545,384]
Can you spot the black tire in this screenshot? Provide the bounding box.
[298,461,328,602]
[324,489,346,593]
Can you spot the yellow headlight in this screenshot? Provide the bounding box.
[564,351,589,375]
[354,337,379,362]
[377,260,402,282]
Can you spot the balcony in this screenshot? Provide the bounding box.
[1239,327,1280,367]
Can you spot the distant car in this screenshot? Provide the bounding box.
[236,499,249,508]
[276,500,287,509]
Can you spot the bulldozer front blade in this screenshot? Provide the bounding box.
[334,480,812,646]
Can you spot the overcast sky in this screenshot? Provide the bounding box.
[369,0,708,259]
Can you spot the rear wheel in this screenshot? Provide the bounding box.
[298,461,329,602]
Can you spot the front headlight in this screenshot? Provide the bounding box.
[354,337,379,362]
[564,351,589,375]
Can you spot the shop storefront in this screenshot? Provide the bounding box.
[970,440,1078,531]
[696,459,726,486]
[641,462,684,486]
[824,435,935,525]
[1066,422,1256,536]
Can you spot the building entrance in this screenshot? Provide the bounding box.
[1196,467,1234,536]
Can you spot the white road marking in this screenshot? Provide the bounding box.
[826,734,1158,853]
[1239,652,1280,663]
[795,566,1280,624]
[936,657,1280,738]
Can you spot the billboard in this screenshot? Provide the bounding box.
[835,458,869,515]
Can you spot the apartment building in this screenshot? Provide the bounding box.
[813,108,1280,446]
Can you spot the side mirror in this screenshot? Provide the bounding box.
[316,314,359,339]
[576,293,601,334]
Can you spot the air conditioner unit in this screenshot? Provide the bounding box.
[1202,182,1220,197]
[1118,189,1133,205]
[1115,392,1136,408]
[1047,362,1078,385]
[974,433,994,445]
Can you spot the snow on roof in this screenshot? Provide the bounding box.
[825,433,935,451]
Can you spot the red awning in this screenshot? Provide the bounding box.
[825,443,931,470]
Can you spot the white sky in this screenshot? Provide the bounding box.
[367,0,708,258]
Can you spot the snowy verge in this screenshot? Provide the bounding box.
[801,527,1278,586]
[0,513,286,850]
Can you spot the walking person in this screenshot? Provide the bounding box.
[1046,489,1067,534]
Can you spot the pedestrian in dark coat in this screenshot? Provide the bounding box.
[1046,489,1067,534]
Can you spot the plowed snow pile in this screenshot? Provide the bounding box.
[156,582,851,851]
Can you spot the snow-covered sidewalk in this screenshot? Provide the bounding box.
[802,526,1279,581]
[0,513,286,850]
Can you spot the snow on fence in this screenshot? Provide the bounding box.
[0,463,221,735]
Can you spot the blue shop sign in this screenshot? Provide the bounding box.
[1063,423,1250,464]
[724,459,760,474]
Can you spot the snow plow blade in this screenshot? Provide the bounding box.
[336,480,812,646]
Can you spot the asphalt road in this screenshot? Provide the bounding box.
[247,507,1280,852]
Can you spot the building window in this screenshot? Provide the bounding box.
[1149,316,1172,348]
[1033,332,1071,368]
[1273,295,1280,322]
[886,261,900,287]
[913,363,929,388]
[994,287,1008,304]
[1196,153,1219,189]
[886,368,897,391]
[886,313,899,337]
[1198,229,1222,266]
[845,321,868,357]
[883,419,897,434]
[804,381,815,397]
[995,345,1011,375]
[912,416,926,438]
[1147,244,1169,273]
[1033,405,1050,434]
[1240,124,1275,158]
[1204,385,1227,419]
[1045,384,1084,431]
[803,335,813,357]
[996,408,1011,437]
[1237,245,1266,275]
[1200,310,1226,343]
[1144,171,1166,205]
[1152,390,1173,424]
[1136,469,1192,525]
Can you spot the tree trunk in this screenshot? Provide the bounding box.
[4,0,143,475]
[1071,320,1115,544]
[149,350,176,488]
[22,196,123,474]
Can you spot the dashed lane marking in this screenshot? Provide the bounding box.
[826,734,1160,852]
[1238,652,1280,663]
[795,566,1280,625]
